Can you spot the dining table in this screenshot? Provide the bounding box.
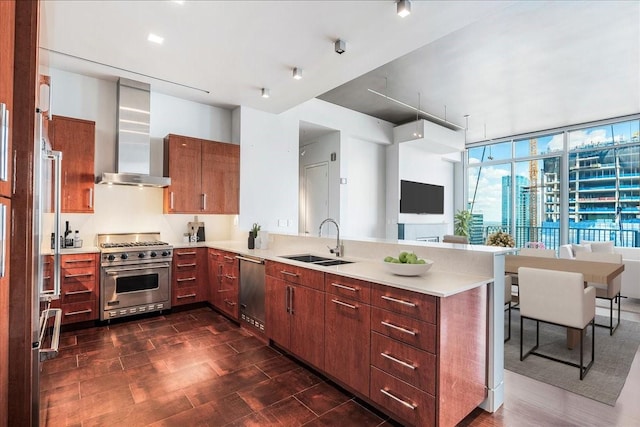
[505,254,625,349]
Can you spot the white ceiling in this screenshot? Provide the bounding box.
[40,1,639,144]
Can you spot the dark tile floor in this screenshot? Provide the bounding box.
[39,307,397,427]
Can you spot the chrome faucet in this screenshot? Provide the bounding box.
[318,218,343,257]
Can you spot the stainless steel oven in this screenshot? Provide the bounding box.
[98,232,172,320]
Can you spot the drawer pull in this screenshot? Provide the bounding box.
[43,276,51,280]
[177,251,197,256]
[224,299,237,306]
[64,258,94,264]
[64,289,92,296]
[331,299,358,310]
[210,253,220,258]
[380,352,416,370]
[381,321,416,336]
[331,282,358,292]
[176,277,196,282]
[64,309,92,316]
[379,388,417,410]
[177,293,197,299]
[223,256,235,262]
[224,274,237,280]
[64,273,93,279]
[280,270,299,278]
[381,295,416,307]
[177,263,197,268]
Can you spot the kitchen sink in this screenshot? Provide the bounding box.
[280,254,354,267]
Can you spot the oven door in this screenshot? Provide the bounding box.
[101,262,171,319]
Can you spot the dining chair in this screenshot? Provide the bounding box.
[518,267,595,380]
[511,247,557,304]
[442,235,469,244]
[504,274,513,342]
[575,251,622,335]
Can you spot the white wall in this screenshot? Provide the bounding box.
[47,68,237,243]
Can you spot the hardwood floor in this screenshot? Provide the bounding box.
[40,305,640,426]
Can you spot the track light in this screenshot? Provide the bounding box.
[293,67,303,80]
[261,88,270,98]
[334,39,346,54]
[397,0,411,18]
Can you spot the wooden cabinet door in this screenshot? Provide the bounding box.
[266,276,290,349]
[290,284,324,370]
[0,1,14,199]
[196,248,208,303]
[324,294,370,396]
[207,249,223,307]
[0,196,10,420]
[163,134,201,213]
[201,141,239,214]
[50,116,95,213]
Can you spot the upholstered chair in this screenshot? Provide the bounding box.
[575,251,623,335]
[442,235,469,244]
[518,267,595,380]
[504,274,513,342]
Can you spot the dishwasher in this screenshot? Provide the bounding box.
[237,255,266,333]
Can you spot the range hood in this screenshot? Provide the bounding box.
[96,78,171,187]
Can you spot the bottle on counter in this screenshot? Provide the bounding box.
[248,231,255,250]
[64,221,73,248]
[74,230,81,248]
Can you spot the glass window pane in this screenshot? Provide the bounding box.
[569,119,640,151]
[515,134,563,157]
[467,163,511,245]
[467,142,512,164]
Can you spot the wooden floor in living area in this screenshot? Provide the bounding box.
[40,305,640,426]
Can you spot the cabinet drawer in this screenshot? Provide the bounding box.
[174,269,197,287]
[370,366,435,427]
[220,251,239,267]
[174,249,198,261]
[60,281,96,304]
[219,293,239,319]
[61,300,97,324]
[371,308,436,354]
[371,332,436,394]
[266,261,324,290]
[61,267,96,284]
[326,273,371,303]
[174,286,199,305]
[372,284,437,324]
[61,253,97,268]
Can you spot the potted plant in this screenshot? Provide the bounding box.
[486,230,515,247]
[251,222,261,238]
[454,210,472,238]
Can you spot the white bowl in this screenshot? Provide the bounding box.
[383,260,433,276]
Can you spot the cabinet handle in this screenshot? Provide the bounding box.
[331,299,358,310]
[380,352,416,370]
[224,299,236,306]
[64,273,93,278]
[12,149,16,195]
[380,321,416,336]
[177,277,196,282]
[224,274,236,280]
[170,191,174,210]
[285,286,290,313]
[379,389,417,410]
[64,258,93,263]
[202,193,207,210]
[0,203,6,277]
[331,282,358,292]
[65,289,93,296]
[88,187,93,209]
[218,264,223,290]
[223,255,235,262]
[290,286,294,314]
[64,309,92,317]
[177,263,197,268]
[210,252,220,258]
[177,251,197,256]
[381,295,416,307]
[0,104,8,182]
[280,270,299,278]
[177,293,196,299]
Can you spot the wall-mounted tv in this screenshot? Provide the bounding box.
[400,180,444,214]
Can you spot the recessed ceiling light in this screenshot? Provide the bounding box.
[293,67,303,80]
[261,88,270,98]
[147,33,164,44]
[397,0,411,18]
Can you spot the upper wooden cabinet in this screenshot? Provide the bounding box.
[163,134,239,214]
[0,1,15,199]
[50,115,95,213]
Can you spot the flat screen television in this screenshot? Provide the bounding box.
[400,180,444,214]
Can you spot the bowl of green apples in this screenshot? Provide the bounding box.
[383,251,433,276]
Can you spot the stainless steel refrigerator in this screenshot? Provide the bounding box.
[31,107,62,421]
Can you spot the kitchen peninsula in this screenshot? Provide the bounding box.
[174,232,507,427]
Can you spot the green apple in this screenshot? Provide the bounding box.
[398,251,409,263]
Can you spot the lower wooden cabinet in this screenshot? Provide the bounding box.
[172,247,208,306]
[207,248,239,320]
[59,253,98,324]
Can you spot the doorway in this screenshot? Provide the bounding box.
[302,162,328,235]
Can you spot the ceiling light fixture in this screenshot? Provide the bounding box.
[293,67,303,80]
[261,88,270,98]
[334,39,346,54]
[397,0,411,17]
[147,33,164,44]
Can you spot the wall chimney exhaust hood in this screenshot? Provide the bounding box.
[96,78,171,187]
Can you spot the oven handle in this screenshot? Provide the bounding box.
[105,263,171,275]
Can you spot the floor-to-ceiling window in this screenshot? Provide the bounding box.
[466,116,640,249]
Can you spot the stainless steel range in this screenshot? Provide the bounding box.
[98,232,172,320]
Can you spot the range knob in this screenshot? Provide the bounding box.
[162,251,171,257]
[138,253,146,258]
[150,251,157,257]
[120,253,128,260]
[107,254,116,261]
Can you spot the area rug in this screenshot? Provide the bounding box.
[504,310,640,406]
